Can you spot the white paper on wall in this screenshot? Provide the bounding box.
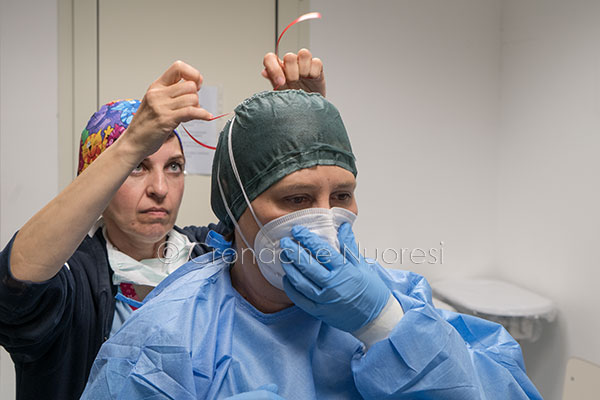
[177,86,221,175]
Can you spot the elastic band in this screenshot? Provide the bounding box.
[226,116,267,234]
[217,155,252,251]
[275,12,322,57]
[181,124,216,150]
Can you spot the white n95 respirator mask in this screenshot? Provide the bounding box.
[253,207,357,290]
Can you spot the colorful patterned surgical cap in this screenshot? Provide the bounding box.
[78,99,140,175]
[77,99,183,175]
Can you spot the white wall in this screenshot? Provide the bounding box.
[0,0,58,398]
[310,0,501,284]
[498,1,600,398]
[313,1,600,399]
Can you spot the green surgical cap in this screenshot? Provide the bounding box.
[211,90,357,230]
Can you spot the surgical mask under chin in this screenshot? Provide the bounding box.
[105,227,194,287]
[254,207,356,290]
[216,115,357,291]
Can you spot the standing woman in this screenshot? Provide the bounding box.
[0,61,213,400]
[0,49,326,400]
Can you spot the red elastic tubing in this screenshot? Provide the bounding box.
[181,123,217,150]
[275,12,322,58]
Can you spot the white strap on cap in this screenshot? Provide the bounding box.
[217,154,252,251]
[226,116,267,233]
[217,115,276,250]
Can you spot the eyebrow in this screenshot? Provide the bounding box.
[166,155,185,164]
[333,181,357,191]
[276,181,356,192]
[139,155,185,166]
[277,183,320,192]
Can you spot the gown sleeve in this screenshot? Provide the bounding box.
[351,265,542,400]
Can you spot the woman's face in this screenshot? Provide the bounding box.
[103,136,185,246]
[237,165,358,247]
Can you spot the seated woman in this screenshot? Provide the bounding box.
[0,50,324,400]
[82,90,542,399]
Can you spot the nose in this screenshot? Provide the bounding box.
[146,169,168,201]
[314,195,332,209]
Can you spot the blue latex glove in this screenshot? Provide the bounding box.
[280,223,390,332]
[225,384,286,399]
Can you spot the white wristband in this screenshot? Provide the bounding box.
[352,295,404,350]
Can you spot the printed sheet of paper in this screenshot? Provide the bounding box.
[177,86,220,175]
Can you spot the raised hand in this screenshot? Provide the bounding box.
[262,48,326,97]
[280,223,390,333]
[124,60,213,158]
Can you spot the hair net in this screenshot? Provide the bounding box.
[78,99,183,174]
[211,90,357,230]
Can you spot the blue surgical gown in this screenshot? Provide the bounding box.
[81,252,542,399]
